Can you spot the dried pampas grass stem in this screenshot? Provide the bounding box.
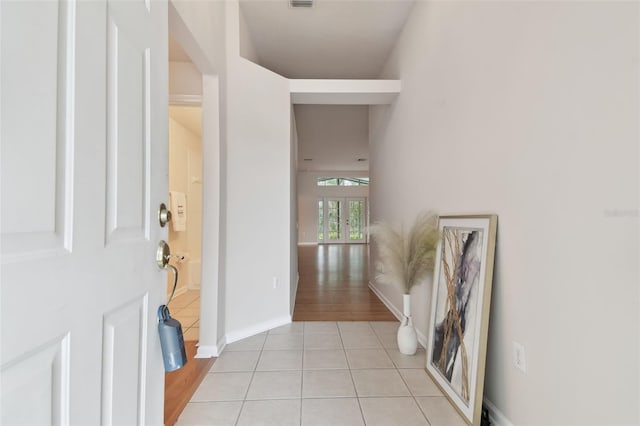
[370,212,439,294]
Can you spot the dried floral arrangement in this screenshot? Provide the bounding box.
[370,211,440,294]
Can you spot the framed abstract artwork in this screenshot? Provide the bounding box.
[426,215,498,425]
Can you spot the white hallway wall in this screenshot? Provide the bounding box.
[369,2,639,425]
[290,110,299,314]
[295,105,370,172]
[225,2,293,339]
[169,61,202,97]
[171,0,294,349]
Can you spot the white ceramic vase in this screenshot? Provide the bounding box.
[397,294,418,355]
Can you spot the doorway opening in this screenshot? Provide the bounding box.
[318,197,368,244]
[163,149,204,424]
[166,104,202,341]
[165,26,205,340]
[164,17,219,424]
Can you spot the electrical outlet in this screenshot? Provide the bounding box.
[272,276,279,289]
[512,341,527,373]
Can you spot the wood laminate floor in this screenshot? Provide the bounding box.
[293,244,396,321]
[164,340,215,426]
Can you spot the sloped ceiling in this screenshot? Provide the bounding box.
[239,0,414,79]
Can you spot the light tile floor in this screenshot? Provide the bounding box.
[176,321,466,426]
[169,289,200,341]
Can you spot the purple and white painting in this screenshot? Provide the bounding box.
[426,215,497,425]
[430,226,484,405]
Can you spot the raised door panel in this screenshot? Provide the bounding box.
[105,5,151,244]
[0,5,77,424]
[101,295,148,425]
[0,0,74,260]
[0,335,70,425]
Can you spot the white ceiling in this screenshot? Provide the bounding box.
[169,1,414,173]
[239,0,414,79]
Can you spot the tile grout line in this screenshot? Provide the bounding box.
[394,352,432,426]
[396,332,437,425]
[375,321,433,425]
[233,335,266,426]
[339,322,367,426]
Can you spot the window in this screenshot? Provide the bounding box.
[317,177,369,187]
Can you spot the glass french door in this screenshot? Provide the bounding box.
[318,197,367,243]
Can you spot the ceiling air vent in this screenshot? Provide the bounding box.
[290,0,313,8]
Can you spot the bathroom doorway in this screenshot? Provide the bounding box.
[166,104,203,341]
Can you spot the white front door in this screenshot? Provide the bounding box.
[1,1,168,424]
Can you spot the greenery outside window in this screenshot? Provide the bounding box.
[318,200,324,241]
[317,177,369,187]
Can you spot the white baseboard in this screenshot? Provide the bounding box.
[216,337,226,355]
[368,282,427,348]
[483,398,514,426]
[225,315,292,344]
[415,327,427,349]
[297,242,318,246]
[290,275,299,317]
[195,336,227,358]
[197,316,293,356]
[368,281,402,320]
[195,345,218,358]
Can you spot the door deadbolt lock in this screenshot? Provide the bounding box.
[157,240,171,269]
[156,240,180,303]
[158,203,172,227]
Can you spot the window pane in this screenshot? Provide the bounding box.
[327,200,342,240]
[348,200,364,240]
[318,200,323,241]
[317,177,369,187]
